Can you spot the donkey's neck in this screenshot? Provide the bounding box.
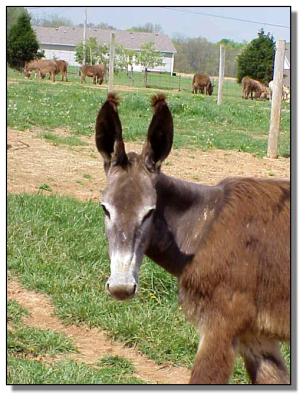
[145,173,223,277]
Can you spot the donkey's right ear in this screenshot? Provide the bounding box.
[95,92,128,173]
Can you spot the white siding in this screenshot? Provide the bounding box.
[41,48,80,66]
[41,47,174,72]
[132,56,173,73]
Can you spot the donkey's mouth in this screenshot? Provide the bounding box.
[106,280,138,301]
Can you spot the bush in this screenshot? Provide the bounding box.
[7,13,43,70]
[237,29,275,84]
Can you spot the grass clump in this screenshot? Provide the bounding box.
[7,357,146,384]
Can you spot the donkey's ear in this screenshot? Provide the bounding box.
[95,92,128,172]
[142,94,173,172]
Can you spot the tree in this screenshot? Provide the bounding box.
[128,23,163,33]
[237,29,275,84]
[76,22,116,30]
[7,13,43,70]
[115,44,135,76]
[31,14,73,27]
[7,6,28,34]
[135,42,164,87]
[75,37,108,65]
[172,35,245,77]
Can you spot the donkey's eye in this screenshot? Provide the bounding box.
[142,208,155,223]
[101,204,111,219]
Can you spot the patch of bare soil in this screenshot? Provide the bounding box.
[7,128,289,202]
[8,280,189,384]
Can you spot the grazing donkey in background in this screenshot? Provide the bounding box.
[95,93,290,384]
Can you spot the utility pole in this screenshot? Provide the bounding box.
[267,40,286,158]
[108,32,115,92]
[82,7,87,65]
[217,44,225,105]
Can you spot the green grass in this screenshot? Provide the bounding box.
[8,193,291,384]
[8,299,76,358]
[8,300,29,324]
[7,357,146,384]
[7,68,290,157]
[41,132,88,147]
[7,299,146,384]
[8,326,76,358]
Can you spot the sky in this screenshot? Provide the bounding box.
[26,6,291,43]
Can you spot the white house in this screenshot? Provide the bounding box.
[33,26,177,74]
[283,42,290,87]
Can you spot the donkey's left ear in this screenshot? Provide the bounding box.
[142,94,173,172]
[95,92,128,173]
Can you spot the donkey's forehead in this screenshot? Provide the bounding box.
[102,153,156,206]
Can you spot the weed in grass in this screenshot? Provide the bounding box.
[37,183,52,192]
[98,355,135,374]
[41,132,87,147]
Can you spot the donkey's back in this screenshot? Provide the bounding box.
[180,176,290,383]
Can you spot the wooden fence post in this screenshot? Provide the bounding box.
[217,45,225,105]
[267,40,286,158]
[108,32,115,92]
[82,7,87,65]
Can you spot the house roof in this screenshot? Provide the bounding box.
[33,26,177,53]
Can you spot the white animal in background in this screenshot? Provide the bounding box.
[268,80,290,102]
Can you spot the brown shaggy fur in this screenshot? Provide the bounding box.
[192,73,213,95]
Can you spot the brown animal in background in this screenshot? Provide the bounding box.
[79,64,105,85]
[54,60,68,81]
[36,60,57,82]
[24,59,57,82]
[95,93,290,384]
[192,73,213,95]
[242,76,269,100]
[23,60,41,78]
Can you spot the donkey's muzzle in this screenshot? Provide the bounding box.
[106,277,137,301]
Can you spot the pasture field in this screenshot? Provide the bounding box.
[7,68,291,384]
[8,68,290,157]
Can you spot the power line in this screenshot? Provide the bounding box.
[162,7,290,29]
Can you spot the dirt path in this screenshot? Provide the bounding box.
[8,279,190,384]
[7,128,289,202]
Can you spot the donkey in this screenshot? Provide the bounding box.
[192,73,213,95]
[95,93,290,384]
[79,64,104,85]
